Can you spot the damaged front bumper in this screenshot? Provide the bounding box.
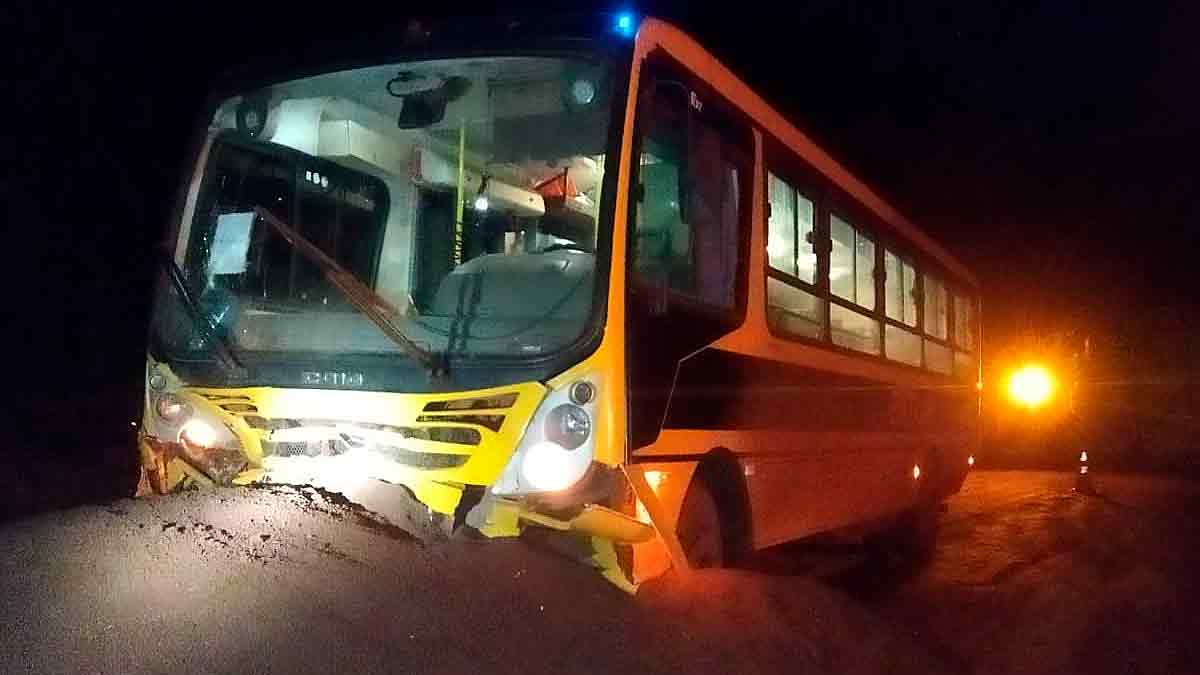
[137,380,657,591]
[138,432,651,543]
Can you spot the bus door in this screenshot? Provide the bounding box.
[626,56,753,450]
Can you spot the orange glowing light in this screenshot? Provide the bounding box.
[968,455,975,467]
[912,464,921,480]
[1007,364,1056,408]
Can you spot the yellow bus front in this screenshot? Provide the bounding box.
[138,28,653,586]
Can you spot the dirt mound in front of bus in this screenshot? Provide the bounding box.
[0,483,955,675]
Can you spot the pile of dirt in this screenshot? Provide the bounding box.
[0,485,954,674]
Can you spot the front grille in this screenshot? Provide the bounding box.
[426,427,482,445]
[246,417,482,446]
[376,445,470,470]
[263,440,343,457]
[263,440,468,470]
[221,403,259,413]
[423,393,518,412]
[415,414,505,432]
[198,393,252,401]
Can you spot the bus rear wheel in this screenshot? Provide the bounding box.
[676,478,724,568]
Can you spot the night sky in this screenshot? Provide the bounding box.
[6,1,1197,446]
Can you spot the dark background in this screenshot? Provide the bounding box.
[4,1,1197,473]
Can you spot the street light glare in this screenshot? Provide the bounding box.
[1008,364,1055,408]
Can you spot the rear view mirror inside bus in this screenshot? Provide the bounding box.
[390,73,472,129]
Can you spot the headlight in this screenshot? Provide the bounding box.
[521,441,591,491]
[179,419,218,448]
[491,376,600,496]
[544,404,590,450]
[155,393,192,424]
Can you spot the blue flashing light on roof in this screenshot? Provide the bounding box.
[614,12,636,38]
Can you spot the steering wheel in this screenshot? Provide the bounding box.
[540,243,592,254]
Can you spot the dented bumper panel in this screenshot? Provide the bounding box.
[141,375,647,532]
[140,363,662,592]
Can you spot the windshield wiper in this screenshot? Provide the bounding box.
[253,206,446,378]
[162,256,245,372]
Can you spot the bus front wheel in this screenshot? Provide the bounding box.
[676,478,724,568]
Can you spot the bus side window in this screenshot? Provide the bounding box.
[953,292,976,351]
[924,274,949,340]
[765,172,823,340]
[632,76,746,313]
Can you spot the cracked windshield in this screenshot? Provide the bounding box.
[155,56,614,374]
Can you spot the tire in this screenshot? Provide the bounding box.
[676,478,725,568]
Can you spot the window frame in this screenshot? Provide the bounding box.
[879,239,924,367]
[827,209,877,313]
[762,165,827,343]
[921,269,951,343]
[824,201,882,355]
[882,246,919,329]
[764,172,820,289]
[951,288,977,352]
[760,136,832,345]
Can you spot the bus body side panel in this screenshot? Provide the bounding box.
[633,348,974,550]
[628,20,980,555]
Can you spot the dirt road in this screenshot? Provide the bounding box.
[1,470,1197,674]
[854,471,1200,674]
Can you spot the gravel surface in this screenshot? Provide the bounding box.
[1,471,1197,674]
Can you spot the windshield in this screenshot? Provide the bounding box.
[153,55,615,381]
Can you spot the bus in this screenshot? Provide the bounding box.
[139,13,980,591]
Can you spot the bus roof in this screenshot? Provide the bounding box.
[640,19,977,288]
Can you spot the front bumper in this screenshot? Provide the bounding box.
[138,381,653,548]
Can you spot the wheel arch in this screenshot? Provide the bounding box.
[692,447,753,561]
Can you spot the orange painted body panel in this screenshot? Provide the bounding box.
[623,20,980,555]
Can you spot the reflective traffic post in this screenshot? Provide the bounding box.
[1075,449,1095,495]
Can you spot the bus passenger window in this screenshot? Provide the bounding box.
[767,277,823,340]
[924,274,949,340]
[925,338,953,374]
[885,250,917,327]
[831,304,881,354]
[885,324,922,366]
[765,171,823,339]
[767,173,816,284]
[830,214,875,309]
[953,293,976,350]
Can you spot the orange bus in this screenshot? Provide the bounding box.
[139,13,980,590]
